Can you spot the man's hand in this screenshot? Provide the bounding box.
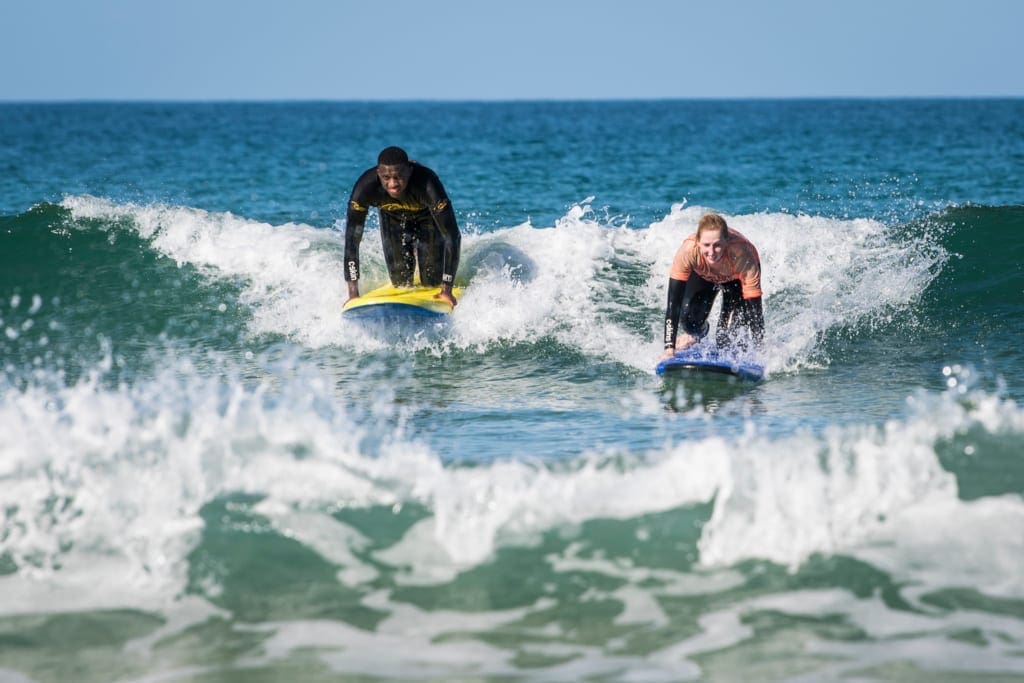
[435,283,458,307]
[345,280,360,304]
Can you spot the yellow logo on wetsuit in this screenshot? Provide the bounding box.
[350,200,367,212]
[380,200,426,213]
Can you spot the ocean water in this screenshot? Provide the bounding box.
[1,99,1022,682]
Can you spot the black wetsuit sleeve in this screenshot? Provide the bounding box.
[343,169,377,282]
[663,277,686,349]
[422,172,461,284]
[740,296,765,348]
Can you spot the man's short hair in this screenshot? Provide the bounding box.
[377,146,410,166]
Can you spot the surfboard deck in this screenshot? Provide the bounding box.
[655,348,764,383]
[342,284,463,320]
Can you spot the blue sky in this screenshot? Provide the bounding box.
[2,0,1022,100]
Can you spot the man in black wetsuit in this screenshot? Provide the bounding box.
[344,146,461,307]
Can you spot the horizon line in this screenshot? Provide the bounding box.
[2,94,1023,105]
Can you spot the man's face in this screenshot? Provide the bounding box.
[377,163,411,198]
[698,229,726,264]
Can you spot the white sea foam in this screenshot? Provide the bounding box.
[2,346,1021,616]
[5,195,1010,624]
[641,203,946,372]
[60,195,946,373]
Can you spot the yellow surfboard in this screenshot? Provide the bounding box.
[342,283,463,319]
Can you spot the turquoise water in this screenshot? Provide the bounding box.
[1,100,1023,682]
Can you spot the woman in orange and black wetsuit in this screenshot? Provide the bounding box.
[343,146,461,307]
[661,213,764,359]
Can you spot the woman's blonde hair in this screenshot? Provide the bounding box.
[696,213,729,239]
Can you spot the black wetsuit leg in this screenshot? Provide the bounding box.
[680,274,718,339]
[717,280,764,351]
[380,213,416,287]
[411,216,460,287]
[411,215,443,287]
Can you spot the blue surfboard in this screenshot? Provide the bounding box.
[655,348,764,383]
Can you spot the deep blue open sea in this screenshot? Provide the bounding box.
[1,100,1023,682]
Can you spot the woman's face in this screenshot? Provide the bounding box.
[698,229,726,264]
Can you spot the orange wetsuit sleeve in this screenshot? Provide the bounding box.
[668,236,697,282]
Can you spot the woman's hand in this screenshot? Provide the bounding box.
[674,332,697,352]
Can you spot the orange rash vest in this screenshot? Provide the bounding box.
[669,228,762,299]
